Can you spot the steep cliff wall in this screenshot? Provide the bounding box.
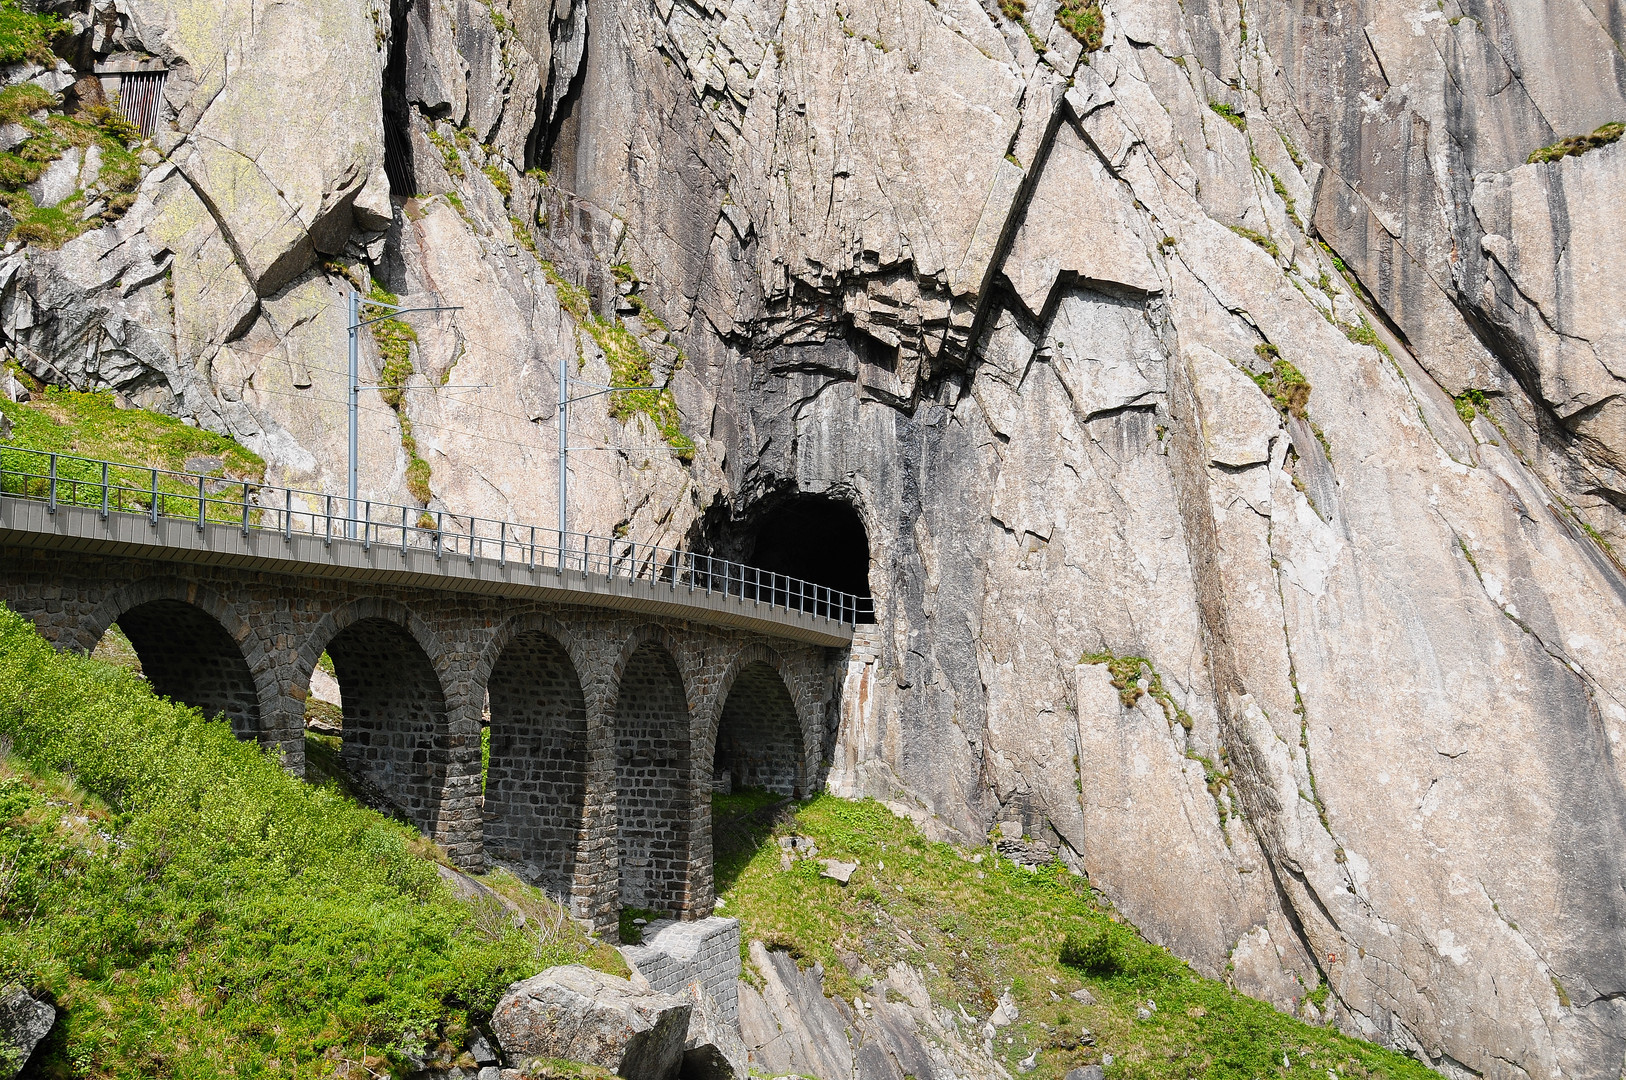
[5,0,1625,1074]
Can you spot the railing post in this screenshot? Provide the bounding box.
[325,494,333,545]
[100,461,109,520]
[241,482,250,537]
[285,487,293,540]
[197,474,206,531]
[499,522,506,568]
[529,525,536,572]
[401,504,409,556]
[469,517,477,564]
[46,453,56,512]
[150,468,159,525]
[435,511,443,560]
[364,501,372,551]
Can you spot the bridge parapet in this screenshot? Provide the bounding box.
[0,444,862,644]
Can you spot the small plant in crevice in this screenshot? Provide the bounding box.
[1229,223,1279,259]
[539,260,694,462]
[1055,0,1104,51]
[1080,651,1195,732]
[1208,100,1246,131]
[998,0,1024,20]
[1526,121,1622,165]
[1249,347,1312,420]
[363,284,433,505]
[427,128,465,180]
[1454,387,1491,425]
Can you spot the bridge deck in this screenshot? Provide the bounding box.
[0,496,854,648]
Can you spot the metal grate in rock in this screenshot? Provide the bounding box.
[115,71,165,137]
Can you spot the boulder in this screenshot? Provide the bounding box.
[491,965,691,1080]
[679,987,748,1080]
[0,984,54,1078]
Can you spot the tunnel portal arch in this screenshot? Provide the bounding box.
[483,624,588,890]
[613,636,693,914]
[319,613,449,834]
[747,494,875,622]
[713,658,805,798]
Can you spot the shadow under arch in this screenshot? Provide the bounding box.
[610,630,693,915]
[713,655,805,798]
[707,646,808,897]
[302,601,451,834]
[481,617,588,892]
[85,578,264,740]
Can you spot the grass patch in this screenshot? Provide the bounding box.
[0,605,611,1077]
[1229,224,1279,260]
[618,907,666,946]
[0,96,148,249]
[718,795,1435,1079]
[1056,0,1104,50]
[0,0,67,65]
[0,385,266,521]
[362,284,433,504]
[1208,101,1246,131]
[1246,347,1312,420]
[1526,122,1622,165]
[540,261,694,462]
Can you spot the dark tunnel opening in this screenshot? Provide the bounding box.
[748,496,875,623]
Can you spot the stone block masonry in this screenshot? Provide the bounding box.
[1,543,838,937]
[621,916,742,1025]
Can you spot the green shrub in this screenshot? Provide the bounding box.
[1060,926,1122,976]
[0,605,584,1075]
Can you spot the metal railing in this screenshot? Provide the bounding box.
[0,444,872,626]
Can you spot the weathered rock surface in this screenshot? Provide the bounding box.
[8,0,1626,1073]
[491,965,691,1080]
[738,940,1000,1080]
[0,984,54,1079]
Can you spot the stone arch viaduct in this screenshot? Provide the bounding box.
[0,467,853,935]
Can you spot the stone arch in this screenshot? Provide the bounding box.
[708,644,811,798]
[300,598,453,837]
[480,615,590,891]
[608,625,695,915]
[83,577,268,741]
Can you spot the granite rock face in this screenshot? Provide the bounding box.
[7,0,1626,1074]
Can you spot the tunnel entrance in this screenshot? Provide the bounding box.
[748,496,874,622]
[109,600,260,738]
[325,618,447,833]
[485,629,587,890]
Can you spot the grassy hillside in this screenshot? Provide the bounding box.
[0,605,615,1078]
[714,794,1435,1080]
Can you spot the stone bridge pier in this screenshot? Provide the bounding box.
[3,545,837,934]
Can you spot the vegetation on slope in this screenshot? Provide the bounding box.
[715,792,1436,1080]
[0,381,264,523]
[0,606,615,1078]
